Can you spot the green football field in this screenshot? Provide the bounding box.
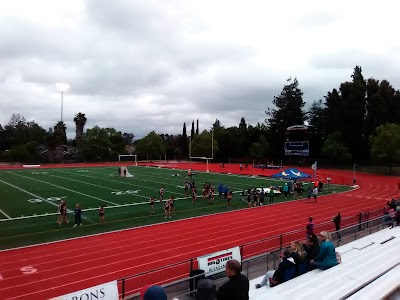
[0,166,351,250]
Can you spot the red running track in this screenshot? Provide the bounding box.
[0,164,399,299]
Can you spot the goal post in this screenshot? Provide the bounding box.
[189,130,214,172]
[119,166,134,177]
[118,154,138,166]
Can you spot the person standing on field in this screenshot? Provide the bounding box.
[57,200,64,225]
[269,188,274,204]
[61,202,69,225]
[73,203,82,227]
[99,206,105,224]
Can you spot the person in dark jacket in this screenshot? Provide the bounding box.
[303,234,320,271]
[332,213,341,240]
[310,231,338,270]
[256,249,295,288]
[216,260,249,300]
[197,279,216,300]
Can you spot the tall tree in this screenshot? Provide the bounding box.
[340,66,367,160]
[191,120,195,141]
[190,130,219,158]
[196,119,199,135]
[181,122,188,156]
[135,131,166,158]
[74,112,87,148]
[321,132,352,165]
[266,78,306,157]
[239,117,247,129]
[123,133,135,145]
[249,135,270,160]
[324,88,342,136]
[307,99,326,157]
[54,121,67,145]
[370,123,400,174]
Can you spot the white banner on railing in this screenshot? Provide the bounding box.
[50,280,119,300]
[197,246,241,276]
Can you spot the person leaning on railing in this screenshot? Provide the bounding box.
[310,231,338,270]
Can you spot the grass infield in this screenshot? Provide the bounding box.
[0,166,351,250]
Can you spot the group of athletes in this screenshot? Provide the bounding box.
[149,176,236,217]
[149,186,175,218]
[56,201,105,227]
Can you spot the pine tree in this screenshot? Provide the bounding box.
[191,121,195,141]
[266,78,306,157]
[181,122,188,156]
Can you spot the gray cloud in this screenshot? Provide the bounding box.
[0,0,399,140]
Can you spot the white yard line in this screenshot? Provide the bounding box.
[0,178,71,215]
[0,177,95,224]
[0,208,11,219]
[9,171,118,206]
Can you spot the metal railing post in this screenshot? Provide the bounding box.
[121,278,125,299]
[279,234,283,251]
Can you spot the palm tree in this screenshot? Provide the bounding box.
[74,113,87,148]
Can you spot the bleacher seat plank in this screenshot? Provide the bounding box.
[347,265,400,300]
[249,228,400,300]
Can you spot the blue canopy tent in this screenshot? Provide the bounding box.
[271,168,311,180]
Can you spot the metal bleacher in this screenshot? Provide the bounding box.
[249,227,400,300]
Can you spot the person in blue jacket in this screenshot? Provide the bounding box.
[218,184,224,199]
[310,230,338,270]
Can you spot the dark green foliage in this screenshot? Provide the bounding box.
[321,132,352,164]
[370,123,400,173]
[266,78,306,158]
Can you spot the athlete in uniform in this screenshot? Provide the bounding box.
[149,196,155,214]
[169,196,175,215]
[159,186,165,204]
[164,200,170,219]
[57,200,65,225]
[227,191,233,208]
[99,206,105,224]
[61,202,69,225]
[184,182,189,197]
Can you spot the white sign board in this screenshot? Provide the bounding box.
[50,281,119,300]
[197,247,241,276]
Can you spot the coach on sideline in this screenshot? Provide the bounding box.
[216,259,249,300]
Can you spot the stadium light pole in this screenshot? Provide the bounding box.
[56,83,71,123]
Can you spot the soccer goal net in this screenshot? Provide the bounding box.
[119,166,134,177]
[118,154,138,166]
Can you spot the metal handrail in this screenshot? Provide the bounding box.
[118,207,386,298]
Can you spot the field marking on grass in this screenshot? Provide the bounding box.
[51,170,154,198]
[58,168,185,192]
[0,178,96,224]
[0,201,239,242]
[95,166,258,193]
[0,208,11,219]
[8,171,118,206]
[0,187,243,222]
[116,165,290,188]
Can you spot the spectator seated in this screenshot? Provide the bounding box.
[249,227,400,300]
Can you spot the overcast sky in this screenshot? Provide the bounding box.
[0,0,399,139]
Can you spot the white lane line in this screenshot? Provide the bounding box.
[0,177,95,224]
[8,171,117,206]
[0,208,11,219]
